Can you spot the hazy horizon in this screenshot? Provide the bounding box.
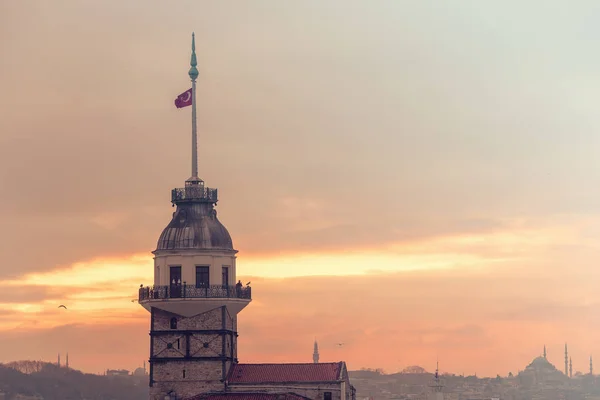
[2,1,600,377]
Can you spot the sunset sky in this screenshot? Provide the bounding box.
[2,1,600,377]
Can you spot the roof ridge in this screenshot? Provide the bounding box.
[234,362,341,366]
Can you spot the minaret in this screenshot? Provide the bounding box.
[138,34,252,400]
[543,345,547,359]
[590,355,593,375]
[57,353,60,368]
[565,343,569,376]
[313,340,320,364]
[66,352,69,369]
[569,357,573,378]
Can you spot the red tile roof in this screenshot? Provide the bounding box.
[227,362,344,384]
[187,393,310,400]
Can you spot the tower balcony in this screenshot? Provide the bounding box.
[139,284,251,301]
[171,186,218,204]
[138,284,251,316]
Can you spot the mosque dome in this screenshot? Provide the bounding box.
[156,201,234,251]
[523,356,558,373]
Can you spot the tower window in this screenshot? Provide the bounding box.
[324,392,332,400]
[222,266,230,286]
[170,317,177,329]
[183,369,186,378]
[196,266,210,287]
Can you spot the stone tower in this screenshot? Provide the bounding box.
[138,34,252,400]
[591,355,593,376]
[313,340,319,364]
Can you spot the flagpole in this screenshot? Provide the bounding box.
[188,33,199,182]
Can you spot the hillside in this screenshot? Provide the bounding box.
[0,362,147,400]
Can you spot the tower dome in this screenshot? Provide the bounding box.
[156,182,234,251]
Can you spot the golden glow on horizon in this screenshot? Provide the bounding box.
[0,219,584,369]
[7,255,152,287]
[0,221,593,375]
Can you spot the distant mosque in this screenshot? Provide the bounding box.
[518,344,595,387]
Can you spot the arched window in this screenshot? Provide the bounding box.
[170,317,177,329]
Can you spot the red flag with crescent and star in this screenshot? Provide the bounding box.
[174,88,192,108]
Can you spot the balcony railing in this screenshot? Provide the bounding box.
[139,284,251,302]
[171,186,218,203]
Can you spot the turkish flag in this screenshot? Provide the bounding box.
[174,88,192,108]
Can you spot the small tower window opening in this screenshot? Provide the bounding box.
[324,392,332,400]
[170,317,177,329]
[222,266,230,286]
[182,369,186,379]
[176,338,180,349]
[196,266,210,288]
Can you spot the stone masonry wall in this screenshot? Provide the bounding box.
[150,361,223,400]
[225,310,237,360]
[154,307,223,331]
[150,306,238,400]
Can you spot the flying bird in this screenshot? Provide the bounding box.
[246,282,251,286]
[337,343,344,347]
[58,305,67,309]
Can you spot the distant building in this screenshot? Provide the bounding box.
[106,369,130,377]
[134,361,148,377]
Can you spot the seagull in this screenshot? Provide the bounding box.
[246,281,251,286]
[337,343,344,347]
[58,305,67,309]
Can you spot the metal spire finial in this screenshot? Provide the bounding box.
[187,33,200,183]
[189,33,199,80]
